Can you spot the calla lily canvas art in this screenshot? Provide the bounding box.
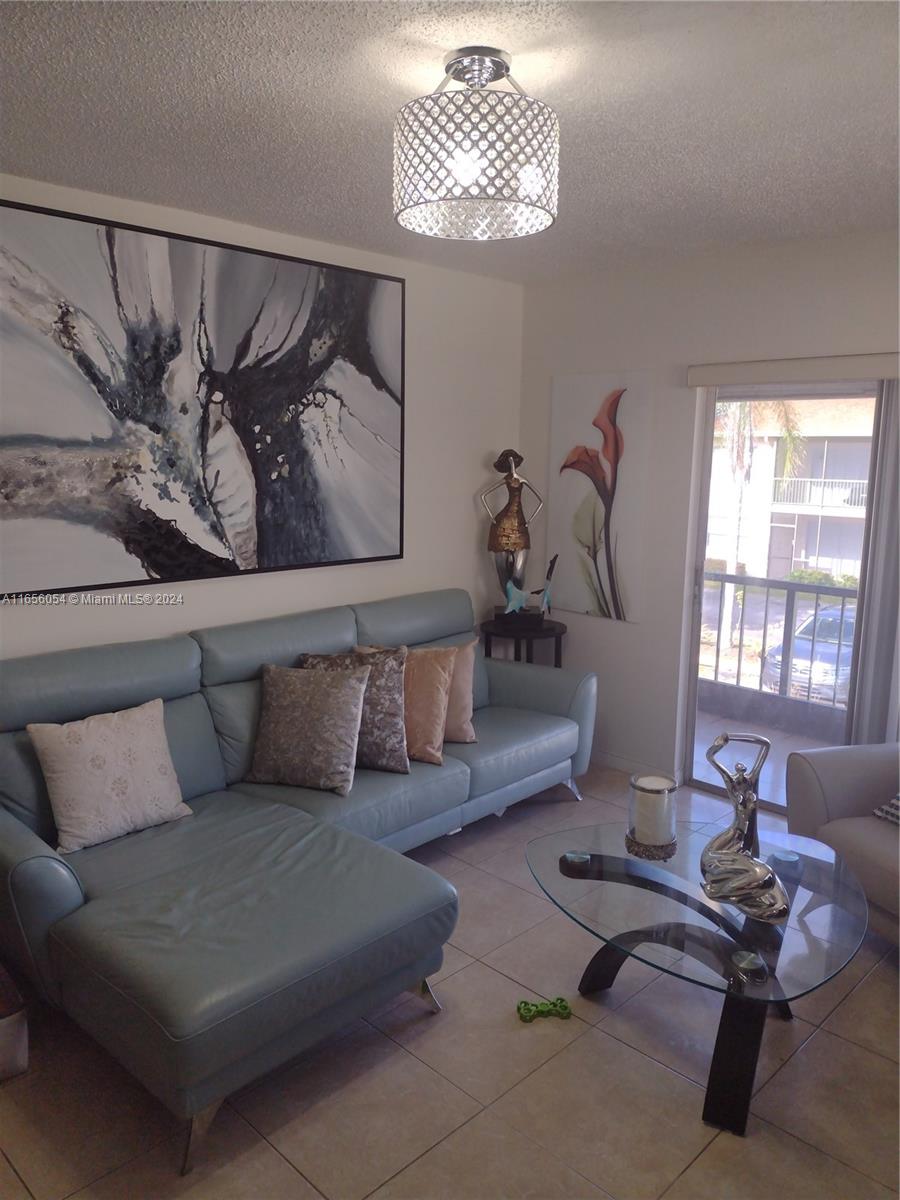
[548,373,650,622]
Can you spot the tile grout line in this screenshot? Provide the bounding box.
[228,1105,327,1199]
[53,1127,179,1200]
[0,1146,36,1200]
[746,1029,900,1191]
[743,1108,899,1193]
[483,1018,598,1108]
[655,1129,725,1199]
[477,939,662,1026]
[475,1020,716,1200]
[356,1108,487,1200]
[372,965,600,1113]
[356,1101,613,1200]
[594,1004,817,1099]
[229,1101,331,1197]
[813,962,900,1065]
[367,1018,492,1111]
[748,1041,900,1190]
[446,906,558,960]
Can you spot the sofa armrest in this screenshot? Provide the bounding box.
[0,808,84,1003]
[786,744,900,837]
[485,659,597,777]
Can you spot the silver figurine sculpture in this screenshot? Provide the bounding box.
[700,733,790,924]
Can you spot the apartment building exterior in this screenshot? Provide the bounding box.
[706,396,874,582]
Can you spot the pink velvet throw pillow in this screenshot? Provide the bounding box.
[444,639,478,744]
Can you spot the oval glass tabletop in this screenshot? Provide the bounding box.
[526,821,868,1004]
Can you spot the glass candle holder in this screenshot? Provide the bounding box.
[627,774,678,860]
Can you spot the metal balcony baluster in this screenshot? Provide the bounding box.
[702,571,857,710]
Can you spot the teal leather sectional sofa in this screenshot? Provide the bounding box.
[0,588,597,1163]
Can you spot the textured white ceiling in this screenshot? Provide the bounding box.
[1,1,896,283]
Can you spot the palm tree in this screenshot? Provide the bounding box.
[713,398,803,647]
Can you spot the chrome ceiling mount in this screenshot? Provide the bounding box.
[443,46,511,89]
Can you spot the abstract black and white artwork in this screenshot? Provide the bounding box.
[0,202,404,594]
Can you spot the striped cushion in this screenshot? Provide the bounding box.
[873,795,900,825]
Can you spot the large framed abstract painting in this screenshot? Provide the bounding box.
[547,372,650,622]
[0,201,404,594]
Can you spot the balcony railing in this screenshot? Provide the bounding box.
[700,571,858,709]
[772,476,868,509]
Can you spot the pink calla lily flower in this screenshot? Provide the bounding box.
[560,388,628,620]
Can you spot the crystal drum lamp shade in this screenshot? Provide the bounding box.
[393,49,559,241]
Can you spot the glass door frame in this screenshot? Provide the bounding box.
[680,382,879,810]
[681,388,730,802]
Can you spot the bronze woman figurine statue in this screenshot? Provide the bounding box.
[480,449,544,599]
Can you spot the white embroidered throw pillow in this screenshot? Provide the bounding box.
[28,698,191,853]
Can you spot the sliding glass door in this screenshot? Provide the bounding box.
[684,383,879,806]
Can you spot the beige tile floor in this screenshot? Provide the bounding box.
[1,768,897,1200]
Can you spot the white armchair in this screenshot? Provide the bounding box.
[787,744,900,942]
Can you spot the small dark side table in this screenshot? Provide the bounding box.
[480,619,568,668]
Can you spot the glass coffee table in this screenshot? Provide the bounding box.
[526,821,867,1135]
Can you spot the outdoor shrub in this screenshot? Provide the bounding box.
[788,568,834,585]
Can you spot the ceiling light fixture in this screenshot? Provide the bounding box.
[393,46,559,241]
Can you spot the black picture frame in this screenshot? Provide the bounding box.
[0,199,405,597]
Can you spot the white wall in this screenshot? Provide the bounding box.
[0,175,523,657]
[2,177,896,779]
[520,229,899,777]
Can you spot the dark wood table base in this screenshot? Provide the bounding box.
[560,851,798,1137]
[577,927,792,1135]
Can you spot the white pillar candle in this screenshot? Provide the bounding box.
[630,774,677,846]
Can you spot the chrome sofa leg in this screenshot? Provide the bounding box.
[409,978,442,1013]
[181,1099,223,1175]
[494,807,507,818]
[564,777,584,802]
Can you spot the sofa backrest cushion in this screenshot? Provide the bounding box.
[164,694,228,801]
[352,589,488,709]
[203,680,262,785]
[193,605,358,781]
[0,636,202,730]
[353,589,473,648]
[192,606,357,686]
[0,637,223,840]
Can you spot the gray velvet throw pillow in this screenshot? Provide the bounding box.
[298,647,410,774]
[248,663,371,795]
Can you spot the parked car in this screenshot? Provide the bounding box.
[761,604,856,706]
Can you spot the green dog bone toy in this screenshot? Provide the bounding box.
[516,997,572,1023]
